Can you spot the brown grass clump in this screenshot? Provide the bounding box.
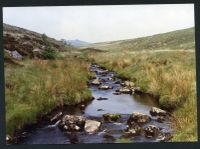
[5,59,92,135]
[92,50,197,141]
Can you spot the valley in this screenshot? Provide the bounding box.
[4,24,197,143]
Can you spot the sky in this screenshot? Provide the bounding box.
[3,4,194,43]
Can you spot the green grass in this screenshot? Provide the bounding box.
[91,50,197,141]
[4,26,197,142]
[88,27,195,51]
[117,138,132,143]
[5,58,92,135]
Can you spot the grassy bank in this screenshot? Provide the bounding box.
[90,50,197,141]
[5,58,92,135]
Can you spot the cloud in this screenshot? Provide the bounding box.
[3,4,194,43]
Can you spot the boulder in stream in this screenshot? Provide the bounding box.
[91,79,101,85]
[103,133,116,142]
[156,116,165,123]
[90,69,97,73]
[59,115,86,131]
[99,66,107,70]
[113,92,121,95]
[90,76,96,80]
[98,70,108,75]
[103,113,121,122]
[150,107,167,117]
[125,122,142,136]
[114,80,121,84]
[108,77,114,81]
[119,87,132,94]
[157,133,173,142]
[98,85,113,90]
[144,125,160,138]
[96,97,108,101]
[6,134,12,144]
[63,124,81,131]
[99,78,107,82]
[127,112,151,125]
[84,120,101,134]
[133,87,142,94]
[124,81,135,88]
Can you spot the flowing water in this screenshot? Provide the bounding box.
[16,64,172,144]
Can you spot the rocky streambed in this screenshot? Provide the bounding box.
[13,64,173,144]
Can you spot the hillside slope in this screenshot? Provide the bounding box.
[62,39,90,47]
[3,23,76,58]
[87,27,195,51]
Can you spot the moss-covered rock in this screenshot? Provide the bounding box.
[103,113,121,122]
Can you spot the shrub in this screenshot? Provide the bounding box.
[41,34,57,59]
[41,45,57,59]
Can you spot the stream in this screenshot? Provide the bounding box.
[16,64,173,144]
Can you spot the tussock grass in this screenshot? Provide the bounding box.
[5,59,92,135]
[172,92,197,141]
[92,50,197,141]
[147,65,195,109]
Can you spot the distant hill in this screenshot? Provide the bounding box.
[3,23,76,58]
[61,39,90,47]
[86,27,195,51]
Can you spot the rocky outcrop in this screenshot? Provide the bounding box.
[33,48,43,58]
[127,112,151,125]
[3,23,75,58]
[84,120,101,134]
[5,50,23,60]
